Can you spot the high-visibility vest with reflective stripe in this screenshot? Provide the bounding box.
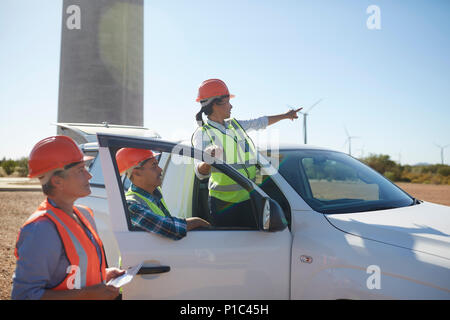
[125,187,170,218]
[15,199,107,290]
[201,118,257,203]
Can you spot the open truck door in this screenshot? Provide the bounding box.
[97,133,291,299]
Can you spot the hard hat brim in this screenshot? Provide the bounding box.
[120,152,161,176]
[196,94,235,102]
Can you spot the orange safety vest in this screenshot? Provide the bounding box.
[15,199,107,290]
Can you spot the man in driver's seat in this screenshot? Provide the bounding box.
[116,148,210,240]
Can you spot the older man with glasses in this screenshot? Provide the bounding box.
[116,148,210,240]
[12,136,125,300]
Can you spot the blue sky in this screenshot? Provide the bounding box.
[1,0,449,165]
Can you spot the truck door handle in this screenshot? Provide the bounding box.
[137,265,171,275]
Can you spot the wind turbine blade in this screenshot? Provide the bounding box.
[306,98,323,114]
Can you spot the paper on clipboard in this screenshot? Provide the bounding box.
[107,262,143,288]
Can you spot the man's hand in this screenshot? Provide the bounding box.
[83,283,121,300]
[105,267,126,283]
[186,217,211,231]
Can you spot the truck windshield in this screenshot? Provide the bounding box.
[275,149,414,214]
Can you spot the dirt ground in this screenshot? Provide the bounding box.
[396,182,450,206]
[0,191,45,300]
[0,183,448,299]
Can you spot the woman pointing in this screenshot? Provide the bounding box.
[191,79,302,228]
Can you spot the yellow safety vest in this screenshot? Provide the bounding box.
[125,187,170,218]
[201,119,257,203]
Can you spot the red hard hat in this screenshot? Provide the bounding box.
[196,79,235,102]
[28,136,93,179]
[116,148,159,175]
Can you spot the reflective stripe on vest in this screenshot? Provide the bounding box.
[14,199,106,290]
[76,204,98,233]
[125,187,170,218]
[202,118,257,203]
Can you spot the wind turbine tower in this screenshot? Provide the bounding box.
[344,126,360,156]
[57,0,144,131]
[299,99,323,144]
[435,144,450,165]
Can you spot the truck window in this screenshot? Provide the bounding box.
[191,165,259,230]
[188,151,261,230]
[88,154,105,187]
[119,148,260,231]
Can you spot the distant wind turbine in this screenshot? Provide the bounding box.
[344,126,360,156]
[296,99,323,144]
[357,145,365,159]
[435,143,450,165]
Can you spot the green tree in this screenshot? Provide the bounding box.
[16,157,29,177]
[361,154,397,175]
[1,159,16,175]
[438,166,450,177]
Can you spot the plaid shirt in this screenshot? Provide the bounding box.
[126,184,187,240]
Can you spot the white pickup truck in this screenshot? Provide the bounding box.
[62,124,450,299]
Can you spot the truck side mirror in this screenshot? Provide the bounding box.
[261,198,288,232]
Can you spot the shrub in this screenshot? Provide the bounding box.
[16,157,29,177]
[438,167,450,177]
[1,160,16,175]
[362,154,397,175]
[384,171,396,181]
[361,154,450,185]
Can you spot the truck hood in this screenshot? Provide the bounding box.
[325,201,450,259]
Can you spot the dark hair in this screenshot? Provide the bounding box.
[195,95,228,126]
